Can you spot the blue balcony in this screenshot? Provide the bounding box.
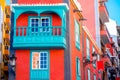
[12,3,69,49]
[13,26,66,49]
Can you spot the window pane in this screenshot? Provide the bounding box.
[40,52,48,69]
[35,23,38,27]
[35,19,38,22]
[46,23,49,26]
[30,18,39,33]
[44,57,47,60]
[43,28,45,32]
[46,18,49,22]
[32,52,40,69]
[41,53,44,56]
[74,19,80,50]
[86,38,90,59]
[40,65,43,68]
[41,57,43,60]
[42,19,45,22]
[41,17,50,32]
[35,28,38,32]
[42,23,45,26]
[77,58,80,76]
[32,19,34,22]
[44,53,47,56]
[44,65,47,68]
[44,61,46,64]
[41,61,43,64]
[32,24,34,27]
[47,27,49,31]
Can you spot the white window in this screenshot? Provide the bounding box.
[86,38,90,59]
[0,51,2,63]
[74,19,80,49]
[32,52,48,70]
[0,6,3,43]
[94,75,96,80]
[88,69,91,80]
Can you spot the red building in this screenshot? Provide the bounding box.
[99,0,119,80]
[10,0,69,80]
[10,0,119,80]
[70,0,103,80]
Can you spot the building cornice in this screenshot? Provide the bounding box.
[70,0,83,18]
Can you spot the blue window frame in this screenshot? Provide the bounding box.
[40,52,48,69]
[74,19,80,50]
[30,16,50,33]
[41,17,50,32]
[30,18,39,33]
[76,57,81,80]
[32,51,48,70]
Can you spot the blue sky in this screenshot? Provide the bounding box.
[6,0,10,5]
[106,0,120,26]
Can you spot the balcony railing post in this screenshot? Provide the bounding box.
[14,27,16,37]
[26,27,28,36]
[29,27,31,36]
[62,27,64,37]
[22,27,24,36]
[18,27,20,36]
[49,27,52,36]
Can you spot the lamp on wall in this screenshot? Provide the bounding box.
[73,9,82,13]
[9,54,17,71]
[83,51,97,65]
[101,53,108,57]
[101,50,108,57]
[99,0,107,3]
[79,18,87,21]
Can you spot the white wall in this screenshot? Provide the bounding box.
[105,18,118,47]
[94,0,101,49]
[0,6,3,63]
[0,51,2,63]
[0,6,3,43]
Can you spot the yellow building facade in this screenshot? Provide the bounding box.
[0,0,10,79]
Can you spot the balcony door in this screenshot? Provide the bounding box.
[30,18,39,33]
[41,17,50,32]
[30,17,50,34]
